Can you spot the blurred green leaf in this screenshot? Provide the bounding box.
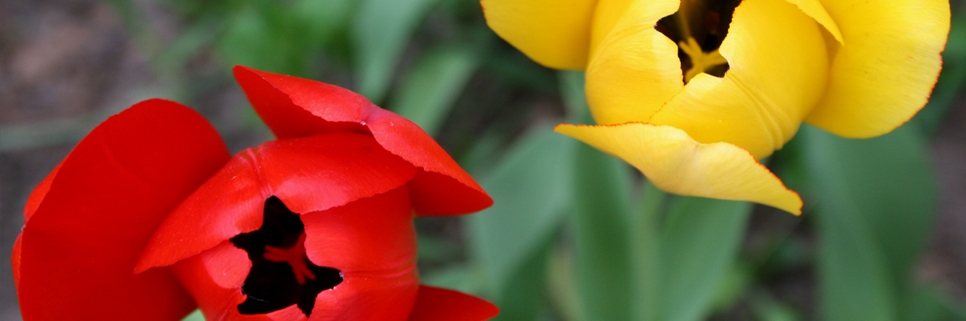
[421,264,484,295]
[352,0,439,103]
[548,247,584,321]
[751,292,802,321]
[629,182,666,321]
[293,0,354,40]
[492,240,553,321]
[709,262,755,313]
[801,124,939,321]
[392,44,484,136]
[558,71,589,120]
[659,197,753,321]
[483,52,559,95]
[561,70,636,320]
[571,140,635,321]
[902,285,964,321]
[218,4,291,74]
[181,309,205,321]
[467,125,575,298]
[416,234,463,262]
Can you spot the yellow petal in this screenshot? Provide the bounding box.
[585,0,683,125]
[555,123,802,214]
[481,0,596,70]
[804,0,949,138]
[784,0,843,43]
[589,0,640,54]
[648,0,829,159]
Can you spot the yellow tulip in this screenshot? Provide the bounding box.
[482,0,949,214]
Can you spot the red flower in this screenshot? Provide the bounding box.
[12,66,499,321]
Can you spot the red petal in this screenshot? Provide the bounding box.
[309,274,419,321]
[171,246,272,321]
[303,186,422,320]
[23,161,62,221]
[138,132,418,270]
[15,99,230,321]
[301,185,416,277]
[12,234,22,288]
[407,286,500,321]
[232,65,493,216]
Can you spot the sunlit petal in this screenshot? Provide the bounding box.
[17,100,228,321]
[805,0,949,137]
[585,0,683,125]
[555,123,802,214]
[649,0,828,158]
[233,66,492,216]
[480,0,596,69]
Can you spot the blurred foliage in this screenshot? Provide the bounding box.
[84,0,966,320]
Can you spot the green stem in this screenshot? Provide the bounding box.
[629,181,668,321]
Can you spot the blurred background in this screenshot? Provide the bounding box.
[1,0,965,320]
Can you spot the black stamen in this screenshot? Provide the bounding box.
[230,196,343,317]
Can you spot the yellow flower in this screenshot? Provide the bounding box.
[482,0,949,214]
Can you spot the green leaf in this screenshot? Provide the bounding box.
[750,292,802,321]
[391,44,484,136]
[467,125,575,297]
[801,124,939,321]
[560,70,637,321]
[629,182,666,321]
[570,140,636,321]
[659,197,752,321]
[351,0,439,103]
[420,264,484,295]
[558,70,589,121]
[492,240,554,321]
[902,285,963,321]
[181,310,205,321]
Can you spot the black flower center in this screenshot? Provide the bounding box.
[230,196,343,317]
[656,0,742,83]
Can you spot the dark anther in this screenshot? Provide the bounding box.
[230,196,343,317]
[655,0,743,82]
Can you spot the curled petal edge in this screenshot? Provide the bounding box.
[785,0,843,43]
[555,123,802,215]
[232,65,492,216]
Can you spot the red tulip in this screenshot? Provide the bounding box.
[12,66,499,321]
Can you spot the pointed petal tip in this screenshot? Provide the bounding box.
[555,123,803,215]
